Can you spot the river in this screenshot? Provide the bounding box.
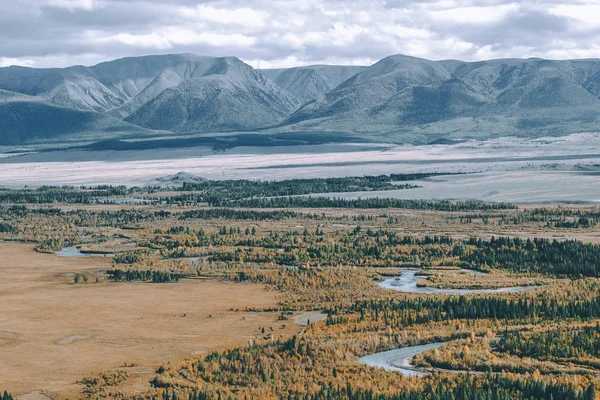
[362,269,537,375]
[378,269,537,295]
[358,342,448,376]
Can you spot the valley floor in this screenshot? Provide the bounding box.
[0,244,300,399]
[1,149,600,399]
[2,133,600,203]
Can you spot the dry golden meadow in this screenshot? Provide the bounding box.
[0,244,300,399]
[1,185,600,399]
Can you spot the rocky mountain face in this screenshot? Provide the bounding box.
[0,54,302,141]
[259,65,366,103]
[125,57,300,132]
[284,55,600,141]
[0,89,141,145]
[4,53,600,146]
[0,54,298,117]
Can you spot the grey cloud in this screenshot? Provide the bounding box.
[446,7,572,51]
[2,0,600,68]
[39,4,170,28]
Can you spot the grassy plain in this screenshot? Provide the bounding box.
[2,181,600,399]
[0,244,299,399]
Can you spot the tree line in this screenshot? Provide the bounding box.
[498,324,600,362]
[461,236,600,277]
[149,333,596,400]
[158,375,595,400]
[343,286,600,327]
[106,269,182,283]
[175,174,438,203]
[215,196,517,211]
[146,226,600,278]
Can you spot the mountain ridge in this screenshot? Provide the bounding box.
[4,53,600,146]
[282,54,600,142]
[259,65,366,103]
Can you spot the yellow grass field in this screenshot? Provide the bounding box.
[0,243,299,399]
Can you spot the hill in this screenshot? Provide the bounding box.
[260,65,366,103]
[0,89,144,146]
[0,54,298,120]
[5,53,600,146]
[283,55,600,142]
[125,57,300,132]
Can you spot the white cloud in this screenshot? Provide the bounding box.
[0,57,36,67]
[246,55,377,69]
[379,24,432,40]
[427,3,520,24]
[47,0,101,11]
[178,5,268,28]
[4,0,600,69]
[549,4,600,26]
[96,28,256,50]
[106,32,173,49]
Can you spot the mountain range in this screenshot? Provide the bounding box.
[3,53,600,146]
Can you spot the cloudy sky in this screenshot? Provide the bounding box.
[2,0,600,69]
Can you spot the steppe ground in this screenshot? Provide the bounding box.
[0,243,300,399]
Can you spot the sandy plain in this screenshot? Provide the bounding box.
[2,134,600,203]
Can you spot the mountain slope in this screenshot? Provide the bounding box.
[0,89,146,146]
[6,53,600,146]
[125,57,300,132]
[260,65,366,103]
[0,65,125,112]
[0,54,299,120]
[282,55,600,141]
[285,55,452,124]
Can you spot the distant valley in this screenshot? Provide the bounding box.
[3,53,600,147]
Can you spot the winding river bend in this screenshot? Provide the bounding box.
[362,269,538,375]
[56,246,115,258]
[378,269,537,295]
[358,342,448,376]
